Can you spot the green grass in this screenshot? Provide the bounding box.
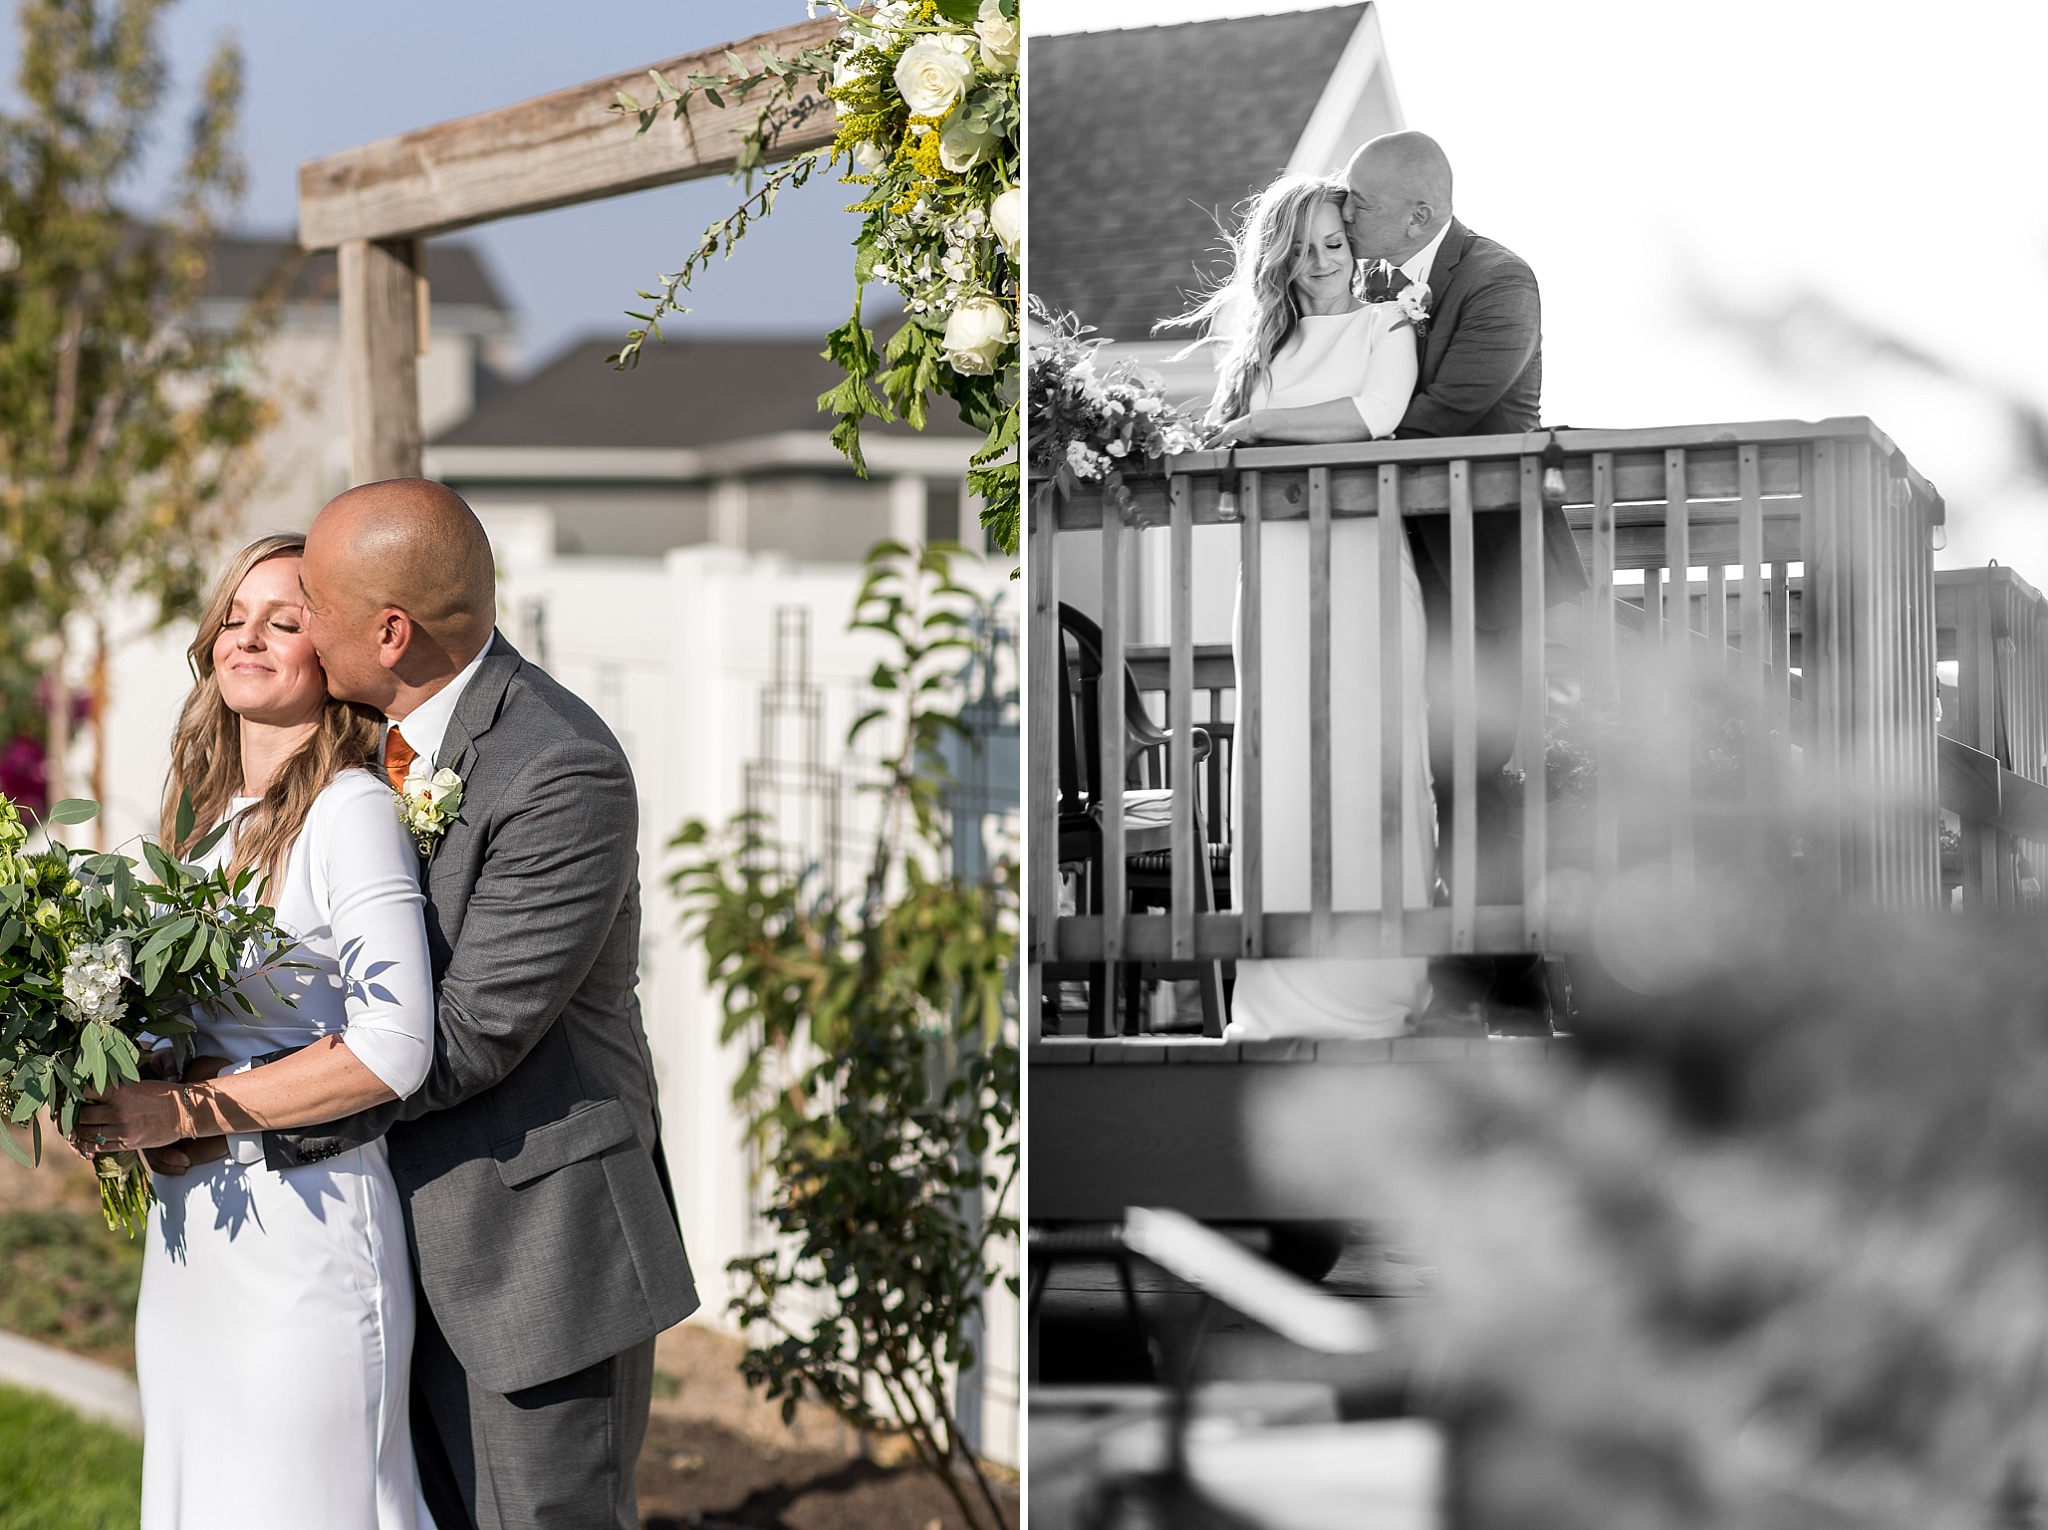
[0,1385,141,1530]
[0,1210,142,1370]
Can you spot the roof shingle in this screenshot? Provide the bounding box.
[1026,6,1369,341]
[433,335,977,449]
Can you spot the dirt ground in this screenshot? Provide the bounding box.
[2,1148,1018,1529]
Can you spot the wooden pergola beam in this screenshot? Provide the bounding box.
[299,17,840,249]
[304,16,841,487]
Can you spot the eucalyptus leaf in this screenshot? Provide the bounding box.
[48,798,99,826]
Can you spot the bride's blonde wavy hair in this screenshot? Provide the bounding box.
[1157,174,1351,427]
[160,534,382,889]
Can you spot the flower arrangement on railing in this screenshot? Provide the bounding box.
[1027,298,1204,528]
[0,794,298,1235]
[610,1,1020,556]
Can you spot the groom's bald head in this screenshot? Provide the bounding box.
[1343,131,1454,263]
[301,478,496,707]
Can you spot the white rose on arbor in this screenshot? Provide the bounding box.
[938,110,998,173]
[894,37,975,117]
[975,0,1020,73]
[942,297,1010,376]
[852,138,889,174]
[990,187,1020,253]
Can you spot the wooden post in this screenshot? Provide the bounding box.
[340,236,425,485]
[1377,463,1405,955]
[1239,472,1264,959]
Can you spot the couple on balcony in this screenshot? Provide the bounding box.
[1166,130,1587,1037]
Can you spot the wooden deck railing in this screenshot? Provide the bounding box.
[1029,419,1951,1001]
[1937,564,2048,906]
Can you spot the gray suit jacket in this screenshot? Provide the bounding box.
[268,634,699,1392]
[1394,219,1589,629]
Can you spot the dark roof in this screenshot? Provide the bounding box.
[1026,5,1367,341]
[201,235,509,310]
[432,334,978,449]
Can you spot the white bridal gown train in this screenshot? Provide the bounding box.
[1228,302,1437,1039]
[137,770,439,1530]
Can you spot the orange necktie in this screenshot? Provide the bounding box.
[384,726,417,794]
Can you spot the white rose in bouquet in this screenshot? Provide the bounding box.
[942,296,1010,376]
[990,187,1020,253]
[938,110,998,173]
[852,138,889,173]
[975,0,1020,73]
[894,37,975,117]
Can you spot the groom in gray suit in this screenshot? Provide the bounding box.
[276,479,695,1528]
[1343,131,1589,1031]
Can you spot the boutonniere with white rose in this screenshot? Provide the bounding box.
[396,759,465,858]
[1395,281,1432,339]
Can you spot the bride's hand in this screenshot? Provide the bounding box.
[73,1081,195,1154]
[1204,414,1262,449]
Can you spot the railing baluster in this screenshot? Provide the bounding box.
[1707,561,1727,662]
[1450,459,1478,955]
[1592,452,1619,881]
[1739,445,1766,832]
[1308,465,1334,954]
[1169,473,1196,963]
[1378,463,1405,956]
[1666,448,1694,885]
[1239,471,1264,959]
[1026,486,1059,994]
[1519,455,1547,951]
[1098,490,1127,1003]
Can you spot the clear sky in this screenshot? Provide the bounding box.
[0,1,867,370]
[1027,0,2048,587]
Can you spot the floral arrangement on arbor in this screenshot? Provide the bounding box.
[611,0,1020,555]
[1027,297,1204,516]
[0,794,295,1234]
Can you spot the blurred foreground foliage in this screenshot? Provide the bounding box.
[1261,889,2048,1529]
[669,542,1017,1530]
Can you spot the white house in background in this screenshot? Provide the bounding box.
[83,270,1018,1460]
[1028,2,1403,647]
[200,235,521,532]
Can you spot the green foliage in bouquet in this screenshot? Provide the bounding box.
[0,793,293,1235]
[609,2,1021,557]
[668,543,1017,1530]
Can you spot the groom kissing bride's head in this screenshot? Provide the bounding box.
[1338,129,1454,271]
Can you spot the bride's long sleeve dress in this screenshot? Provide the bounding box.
[138,767,437,1530]
[1229,301,1436,1038]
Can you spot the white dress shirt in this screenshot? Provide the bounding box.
[1398,219,1454,292]
[384,636,493,776]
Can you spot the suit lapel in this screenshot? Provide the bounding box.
[435,630,521,775]
[1416,218,1472,378]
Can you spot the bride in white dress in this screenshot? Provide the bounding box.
[78,535,437,1530]
[1169,174,1436,1037]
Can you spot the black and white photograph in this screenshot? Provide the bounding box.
[1024,2,2048,1526]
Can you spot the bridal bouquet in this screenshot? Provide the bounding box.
[1028,297,1204,499]
[0,793,294,1234]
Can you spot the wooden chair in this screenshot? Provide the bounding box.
[1052,603,1226,1037]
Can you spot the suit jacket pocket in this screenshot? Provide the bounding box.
[492,1097,636,1188]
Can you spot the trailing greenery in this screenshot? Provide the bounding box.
[0,1383,140,1530]
[669,542,1017,1530]
[610,1,1020,558]
[0,1207,142,1369]
[0,0,279,805]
